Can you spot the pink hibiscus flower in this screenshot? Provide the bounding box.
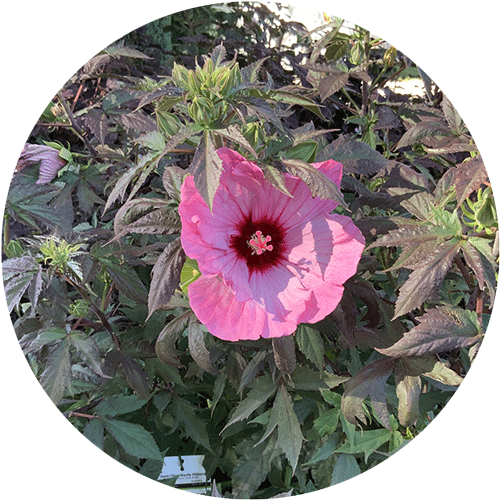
[17,143,66,184]
[179,148,365,341]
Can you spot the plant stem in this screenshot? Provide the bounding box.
[64,275,121,350]
[57,91,99,157]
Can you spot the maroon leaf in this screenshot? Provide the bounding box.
[155,309,195,368]
[393,238,462,318]
[378,306,482,358]
[341,358,396,429]
[453,156,488,206]
[396,120,452,149]
[317,71,350,101]
[394,361,422,427]
[188,131,224,210]
[272,336,296,374]
[148,238,186,318]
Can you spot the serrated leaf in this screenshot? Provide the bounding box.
[187,131,224,210]
[295,325,325,370]
[103,163,142,213]
[238,350,268,394]
[162,166,185,202]
[453,156,488,206]
[104,259,148,304]
[215,125,258,157]
[121,355,150,399]
[259,164,293,197]
[83,418,105,450]
[96,394,149,417]
[290,366,348,391]
[282,158,347,208]
[232,434,279,499]
[317,70,350,101]
[102,418,163,461]
[275,384,303,472]
[330,453,361,486]
[313,408,340,437]
[378,306,482,358]
[155,309,194,368]
[341,358,396,429]
[393,238,462,318]
[334,428,393,462]
[461,240,485,289]
[172,396,213,452]
[304,434,340,465]
[222,374,278,432]
[188,321,218,374]
[317,137,389,176]
[396,120,452,149]
[148,237,186,318]
[40,338,71,405]
[272,336,296,374]
[114,201,181,240]
[69,331,107,378]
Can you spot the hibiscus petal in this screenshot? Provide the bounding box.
[188,275,298,341]
[287,214,365,324]
[252,159,344,230]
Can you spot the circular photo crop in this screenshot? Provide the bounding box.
[2,2,497,498]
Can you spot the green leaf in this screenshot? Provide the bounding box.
[295,325,325,370]
[222,374,278,432]
[393,238,462,318]
[187,130,224,210]
[96,394,149,417]
[274,384,303,473]
[290,366,348,391]
[304,434,340,465]
[283,141,318,162]
[378,306,482,358]
[172,396,213,452]
[281,158,347,208]
[335,428,393,462]
[313,408,341,437]
[102,418,163,461]
[330,454,361,486]
[83,418,105,450]
[341,358,396,429]
[40,338,71,405]
[232,434,279,499]
[147,237,186,318]
[179,257,201,294]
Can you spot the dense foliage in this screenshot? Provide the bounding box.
[3,3,496,497]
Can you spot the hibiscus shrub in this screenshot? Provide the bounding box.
[4,4,496,498]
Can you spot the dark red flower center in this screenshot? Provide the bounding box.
[230,214,285,273]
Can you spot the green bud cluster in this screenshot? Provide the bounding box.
[171,56,242,127]
[462,186,498,234]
